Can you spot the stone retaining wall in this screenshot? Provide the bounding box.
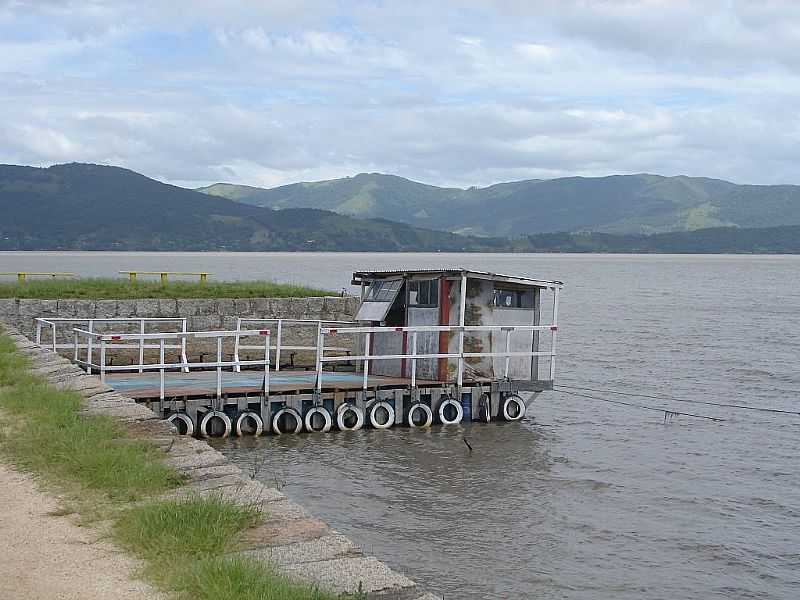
[0,322,439,600]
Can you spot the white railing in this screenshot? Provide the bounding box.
[233,318,355,372]
[316,324,558,391]
[72,328,271,400]
[36,317,189,374]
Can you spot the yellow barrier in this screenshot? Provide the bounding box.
[0,272,76,283]
[119,271,210,284]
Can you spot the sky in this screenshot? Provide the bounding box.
[1,0,800,189]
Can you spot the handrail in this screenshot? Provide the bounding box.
[0,272,75,283]
[316,322,558,391]
[72,328,270,401]
[119,271,209,284]
[234,317,356,372]
[36,317,188,374]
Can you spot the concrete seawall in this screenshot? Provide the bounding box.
[0,321,439,600]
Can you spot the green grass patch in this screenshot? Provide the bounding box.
[0,329,337,600]
[0,278,331,299]
[115,495,259,558]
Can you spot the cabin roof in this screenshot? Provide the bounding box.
[351,268,563,288]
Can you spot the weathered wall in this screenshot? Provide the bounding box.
[0,296,360,366]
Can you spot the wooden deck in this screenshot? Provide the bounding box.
[105,369,445,399]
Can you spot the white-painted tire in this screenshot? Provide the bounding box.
[336,403,364,431]
[407,403,433,428]
[477,393,491,423]
[437,396,463,425]
[368,401,395,429]
[167,413,194,436]
[501,394,526,421]
[235,411,264,437]
[199,410,232,438]
[271,407,303,435]
[304,406,333,433]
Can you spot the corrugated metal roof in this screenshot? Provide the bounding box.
[352,268,563,287]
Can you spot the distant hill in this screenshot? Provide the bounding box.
[2,163,799,253]
[0,163,487,251]
[197,172,800,236]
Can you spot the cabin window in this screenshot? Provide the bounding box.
[365,279,403,302]
[408,279,439,307]
[493,287,534,309]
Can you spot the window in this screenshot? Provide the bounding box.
[408,279,439,307]
[365,279,403,302]
[493,287,534,309]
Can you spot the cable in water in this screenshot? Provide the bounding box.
[554,388,725,422]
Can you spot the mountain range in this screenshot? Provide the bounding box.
[2,162,800,253]
[197,172,800,236]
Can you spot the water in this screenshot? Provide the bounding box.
[4,252,800,599]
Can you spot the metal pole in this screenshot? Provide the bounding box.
[180,319,189,373]
[504,329,512,379]
[73,330,79,363]
[263,332,270,397]
[139,319,145,373]
[316,329,325,392]
[276,320,283,372]
[550,286,560,381]
[99,339,106,383]
[87,321,94,375]
[216,336,222,403]
[411,332,418,389]
[159,338,165,401]
[233,318,242,373]
[457,273,467,387]
[35,320,42,345]
[51,323,57,352]
[362,331,371,391]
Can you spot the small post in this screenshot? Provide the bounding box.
[233,318,242,373]
[457,273,467,387]
[504,328,512,379]
[200,273,208,284]
[216,336,223,404]
[138,319,145,374]
[128,272,137,284]
[316,328,325,392]
[87,320,94,374]
[263,331,270,397]
[159,338,165,401]
[276,320,283,372]
[17,273,25,284]
[180,319,189,373]
[99,338,107,383]
[73,330,79,363]
[362,331,371,391]
[51,322,57,353]
[550,286,560,381]
[35,320,42,345]
[411,331,418,389]
[160,272,168,285]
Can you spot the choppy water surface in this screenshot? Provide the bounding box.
[4,252,800,599]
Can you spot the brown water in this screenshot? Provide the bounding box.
[4,252,800,599]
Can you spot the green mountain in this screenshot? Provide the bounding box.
[197,172,800,236]
[0,163,488,252]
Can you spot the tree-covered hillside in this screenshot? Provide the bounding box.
[198,172,800,236]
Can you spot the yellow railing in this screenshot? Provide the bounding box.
[119,271,210,284]
[0,272,76,283]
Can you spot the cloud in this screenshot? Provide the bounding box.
[1,1,800,188]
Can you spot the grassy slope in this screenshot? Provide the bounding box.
[0,278,331,299]
[0,330,338,600]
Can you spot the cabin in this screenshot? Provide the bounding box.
[352,269,562,390]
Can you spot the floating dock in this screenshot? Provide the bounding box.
[34,269,562,438]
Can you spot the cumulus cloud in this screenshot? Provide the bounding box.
[1,0,800,187]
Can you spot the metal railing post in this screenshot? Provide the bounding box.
[550,286,560,381]
[35,320,42,345]
[138,319,145,373]
[263,332,270,397]
[316,328,325,392]
[233,318,242,373]
[216,336,223,404]
[504,328,512,379]
[87,321,94,375]
[51,323,57,353]
[180,318,189,373]
[362,332,371,391]
[99,338,106,383]
[73,330,79,363]
[159,338,165,401]
[411,332,418,389]
[276,319,284,372]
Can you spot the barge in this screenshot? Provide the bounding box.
[34,269,562,437]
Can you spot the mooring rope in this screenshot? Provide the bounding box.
[553,388,725,421]
[555,382,800,416]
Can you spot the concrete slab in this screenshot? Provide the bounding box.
[282,556,416,596]
[242,533,361,566]
[243,516,331,548]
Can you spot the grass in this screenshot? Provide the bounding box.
[0,278,332,299]
[0,328,339,600]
